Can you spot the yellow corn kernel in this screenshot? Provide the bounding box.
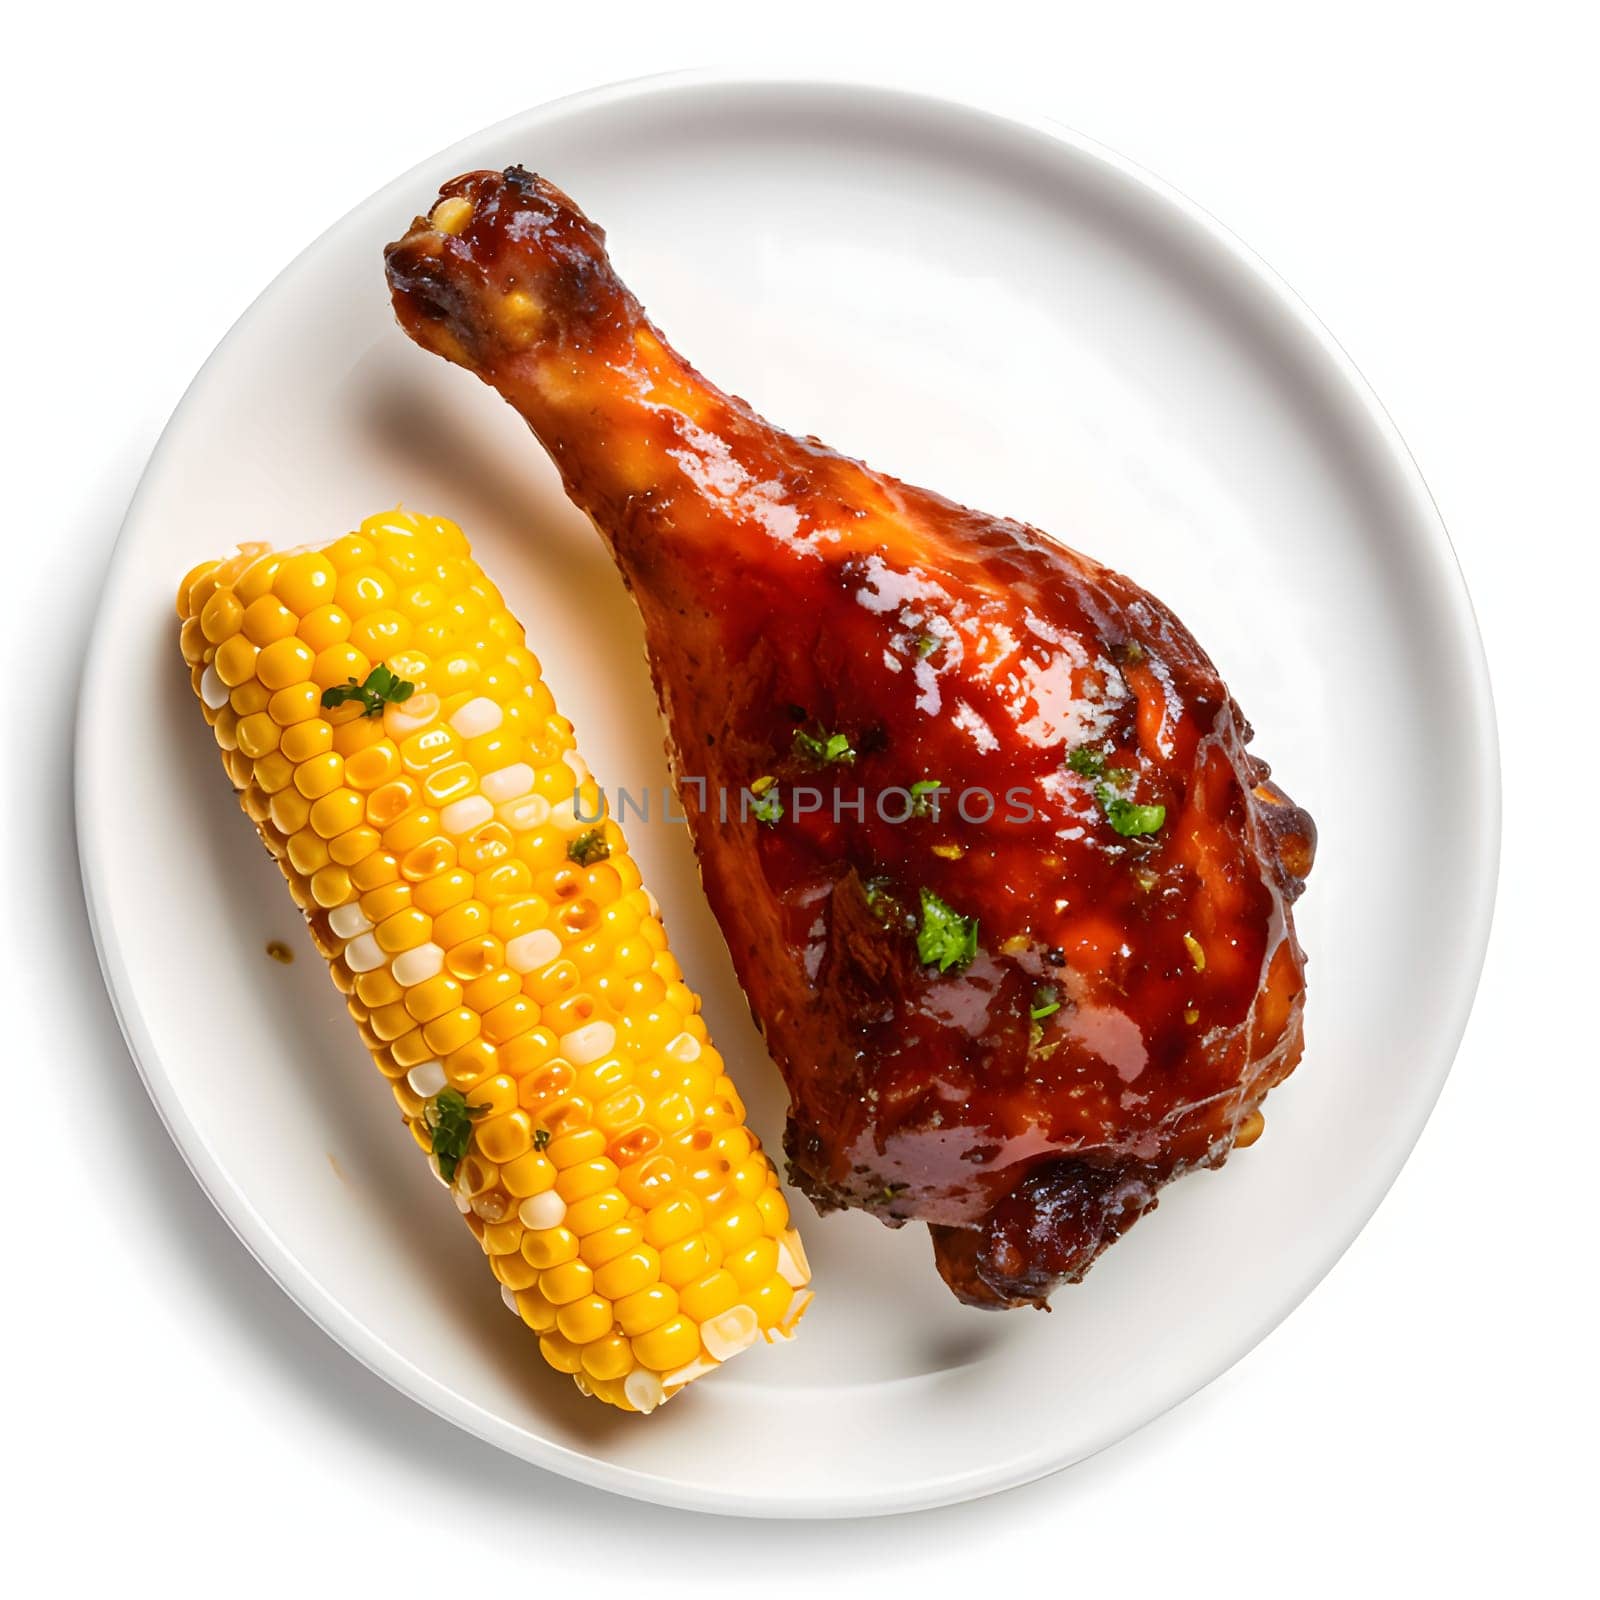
[643,1191,704,1249]
[579,1220,645,1269]
[747,1277,794,1331]
[213,634,259,687]
[565,1190,627,1238]
[593,1245,660,1302]
[232,553,281,605]
[236,712,279,759]
[522,1227,579,1271]
[658,1234,714,1289]
[555,1158,618,1205]
[310,790,365,839]
[375,908,431,953]
[476,1110,533,1164]
[294,752,345,800]
[348,848,399,890]
[500,1150,557,1198]
[492,1252,540,1292]
[403,973,460,1023]
[176,513,810,1412]
[466,1075,518,1119]
[422,1011,476,1062]
[679,1269,740,1324]
[355,969,403,1008]
[710,1200,764,1254]
[431,899,489,948]
[557,1294,615,1346]
[726,1237,779,1292]
[269,788,311,835]
[481,1220,522,1257]
[274,551,338,614]
[538,1332,584,1375]
[359,881,413,923]
[547,1127,608,1169]
[631,1315,700,1374]
[310,866,352,908]
[243,595,298,646]
[510,1286,556,1335]
[615,1283,678,1337]
[300,604,351,651]
[346,743,400,790]
[415,868,474,916]
[313,644,370,690]
[444,1038,497,1090]
[230,679,272,717]
[580,1333,635,1382]
[389,1030,433,1070]
[281,720,333,763]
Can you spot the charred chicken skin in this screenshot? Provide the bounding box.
[385,169,1315,1309]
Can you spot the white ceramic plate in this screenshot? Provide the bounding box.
[77,73,1498,1517]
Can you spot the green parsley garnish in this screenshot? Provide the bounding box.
[863,876,914,931]
[1103,797,1167,837]
[566,828,610,866]
[913,633,941,659]
[749,775,783,825]
[916,888,979,973]
[1067,746,1165,837]
[320,662,416,718]
[910,779,943,817]
[793,727,855,766]
[427,1088,487,1182]
[1030,987,1061,1021]
[533,1127,551,1152]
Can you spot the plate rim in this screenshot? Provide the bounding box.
[75,67,1502,1518]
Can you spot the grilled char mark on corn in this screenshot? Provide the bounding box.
[176,510,811,1411]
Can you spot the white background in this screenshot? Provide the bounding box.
[6,1,1594,1593]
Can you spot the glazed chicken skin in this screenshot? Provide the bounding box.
[385,169,1315,1309]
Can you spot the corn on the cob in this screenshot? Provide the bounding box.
[176,509,812,1412]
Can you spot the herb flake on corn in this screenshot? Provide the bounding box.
[176,509,812,1412]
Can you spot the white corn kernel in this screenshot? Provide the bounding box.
[572,1372,594,1398]
[547,798,589,836]
[497,794,550,831]
[449,697,503,738]
[778,1288,813,1334]
[407,1061,447,1098]
[663,1355,720,1388]
[328,903,372,939]
[562,749,592,785]
[518,1191,566,1230]
[200,664,229,709]
[664,1031,702,1064]
[776,1235,811,1289]
[505,929,561,973]
[480,763,534,803]
[559,1021,616,1066]
[440,795,493,834]
[701,1305,760,1362]
[392,942,445,986]
[501,1284,520,1314]
[384,692,439,739]
[624,1369,665,1414]
[344,933,386,973]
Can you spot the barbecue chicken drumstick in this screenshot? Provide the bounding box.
[385,169,1316,1309]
